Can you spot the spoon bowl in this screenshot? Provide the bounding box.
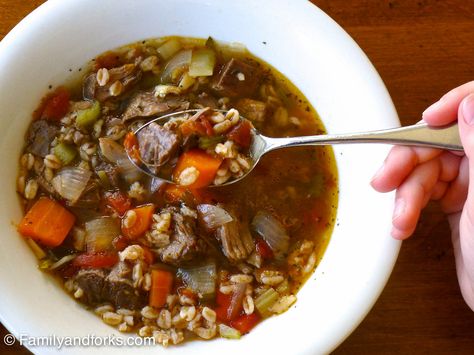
[128,109,463,187]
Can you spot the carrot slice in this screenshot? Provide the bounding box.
[121,204,154,239]
[18,197,75,247]
[149,269,173,308]
[172,149,222,189]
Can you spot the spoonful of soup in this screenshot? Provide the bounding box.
[125,107,462,188]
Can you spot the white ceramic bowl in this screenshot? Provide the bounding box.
[0,0,401,354]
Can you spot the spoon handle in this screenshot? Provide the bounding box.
[266,122,463,151]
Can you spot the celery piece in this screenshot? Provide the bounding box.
[53,142,77,165]
[97,170,110,189]
[198,135,225,150]
[276,279,289,294]
[255,287,279,318]
[76,101,101,130]
[218,324,241,339]
[157,38,182,60]
[189,48,216,77]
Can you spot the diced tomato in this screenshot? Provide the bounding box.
[215,291,232,323]
[72,252,118,269]
[227,120,252,148]
[256,238,274,259]
[112,235,129,251]
[94,52,121,70]
[142,245,155,265]
[230,313,261,334]
[104,191,132,216]
[180,119,207,137]
[201,117,214,136]
[39,87,71,121]
[123,132,140,163]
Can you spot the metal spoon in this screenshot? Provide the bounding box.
[130,109,463,186]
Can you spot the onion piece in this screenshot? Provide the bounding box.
[99,137,142,183]
[99,137,125,163]
[228,283,247,320]
[85,217,120,252]
[49,254,76,270]
[160,49,192,84]
[197,204,233,230]
[178,262,217,299]
[52,167,91,203]
[252,211,289,257]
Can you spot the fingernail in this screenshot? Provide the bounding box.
[422,100,443,118]
[462,94,474,125]
[371,163,385,183]
[392,198,405,221]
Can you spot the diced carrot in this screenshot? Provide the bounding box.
[227,119,252,148]
[104,190,132,216]
[123,132,140,163]
[121,204,155,239]
[18,197,75,247]
[164,184,187,203]
[172,149,223,189]
[36,87,70,121]
[142,245,155,265]
[230,313,260,334]
[150,269,173,308]
[256,238,274,259]
[112,235,129,251]
[72,252,118,269]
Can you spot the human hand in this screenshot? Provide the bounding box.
[371,81,474,310]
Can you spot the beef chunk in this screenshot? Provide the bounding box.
[26,120,58,157]
[137,122,180,167]
[75,269,107,305]
[212,58,261,97]
[235,98,267,124]
[104,262,146,310]
[216,219,254,263]
[73,262,146,310]
[159,207,203,265]
[83,63,142,102]
[122,91,190,122]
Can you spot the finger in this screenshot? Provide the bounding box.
[430,181,448,201]
[438,151,462,182]
[371,145,442,193]
[390,159,441,239]
[441,157,469,214]
[422,81,474,126]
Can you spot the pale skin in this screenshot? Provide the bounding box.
[371,81,474,311]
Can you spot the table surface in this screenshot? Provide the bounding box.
[1,0,474,354]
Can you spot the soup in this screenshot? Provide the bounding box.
[16,36,338,346]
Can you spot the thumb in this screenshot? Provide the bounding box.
[456,93,474,284]
[458,94,474,214]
